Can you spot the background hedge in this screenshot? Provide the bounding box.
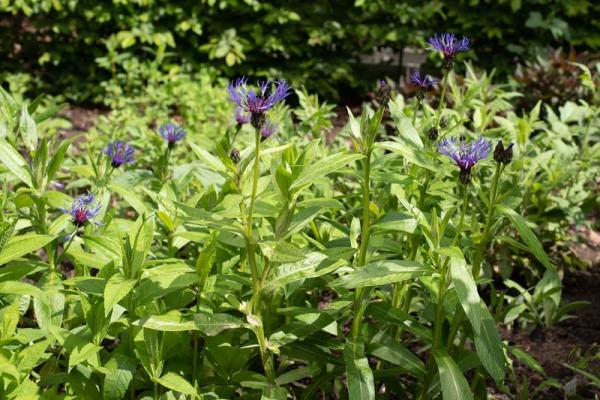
[1,0,599,101]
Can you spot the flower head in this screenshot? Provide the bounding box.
[61,194,102,226]
[228,77,291,126]
[428,33,470,68]
[234,107,251,126]
[410,71,437,91]
[159,123,186,146]
[439,136,492,184]
[104,140,134,168]
[260,120,278,139]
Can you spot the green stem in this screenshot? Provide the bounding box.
[472,162,503,279]
[435,71,450,129]
[412,97,421,127]
[420,185,469,398]
[245,126,276,384]
[351,151,372,340]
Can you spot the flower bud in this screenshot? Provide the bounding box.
[428,127,439,141]
[376,80,391,107]
[230,148,241,164]
[439,117,448,129]
[250,112,266,130]
[493,141,505,164]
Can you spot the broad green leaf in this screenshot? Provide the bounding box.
[128,215,154,277]
[497,205,554,270]
[377,140,437,172]
[365,302,432,342]
[0,234,55,265]
[368,332,426,378]
[263,252,346,292]
[0,139,33,186]
[33,271,65,331]
[388,100,423,148]
[0,219,16,254]
[157,372,196,396]
[47,136,76,182]
[190,142,227,172]
[344,340,374,400]
[449,248,483,333]
[290,153,363,191]
[330,260,430,289]
[134,311,196,332]
[434,349,474,400]
[194,312,248,336]
[110,183,149,216]
[103,353,136,400]
[448,248,505,382]
[0,299,20,340]
[0,281,45,298]
[19,104,38,152]
[103,274,137,316]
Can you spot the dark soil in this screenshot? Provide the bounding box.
[501,263,600,399]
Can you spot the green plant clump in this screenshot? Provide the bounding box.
[0,31,599,400]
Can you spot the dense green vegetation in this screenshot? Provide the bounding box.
[1,0,599,100]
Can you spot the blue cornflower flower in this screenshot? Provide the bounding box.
[61,194,102,226]
[410,71,437,91]
[104,140,134,168]
[228,77,291,128]
[234,107,251,126]
[159,123,186,146]
[439,136,492,184]
[428,33,470,68]
[260,120,278,140]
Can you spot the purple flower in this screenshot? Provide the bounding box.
[104,140,134,168]
[438,136,492,184]
[234,107,251,125]
[228,77,291,119]
[159,123,186,145]
[260,120,278,139]
[428,33,470,66]
[410,71,437,91]
[61,194,102,226]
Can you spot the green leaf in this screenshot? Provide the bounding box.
[331,260,430,289]
[344,340,374,400]
[19,104,38,152]
[367,332,426,378]
[497,205,554,270]
[449,248,505,382]
[290,153,363,191]
[377,140,437,172]
[263,252,346,292]
[434,349,474,400]
[0,139,33,186]
[103,274,137,316]
[103,353,136,400]
[157,372,196,396]
[0,219,16,254]
[388,100,423,148]
[0,280,45,298]
[110,184,149,216]
[0,234,55,265]
[194,312,248,336]
[47,136,76,182]
[127,215,154,277]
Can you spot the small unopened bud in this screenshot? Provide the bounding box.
[439,117,448,129]
[494,141,514,164]
[376,80,391,107]
[428,127,439,141]
[493,141,505,164]
[230,148,240,164]
[503,143,514,164]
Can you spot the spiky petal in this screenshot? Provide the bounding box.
[428,33,470,67]
[438,136,492,184]
[410,71,437,91]
[159,123,187,145]
[104,140,134,168]
[228,77,291,119]
[234,107,251,125]
[61,194,102,226]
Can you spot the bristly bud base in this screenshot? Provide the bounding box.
[376,80,391,107]
[251,112,266,130]
[494,141,514,164]
[428,127,439,141]
[459,168,472,185]
[230,148,241,164]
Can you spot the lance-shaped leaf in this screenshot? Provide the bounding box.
[330,260,431,289]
